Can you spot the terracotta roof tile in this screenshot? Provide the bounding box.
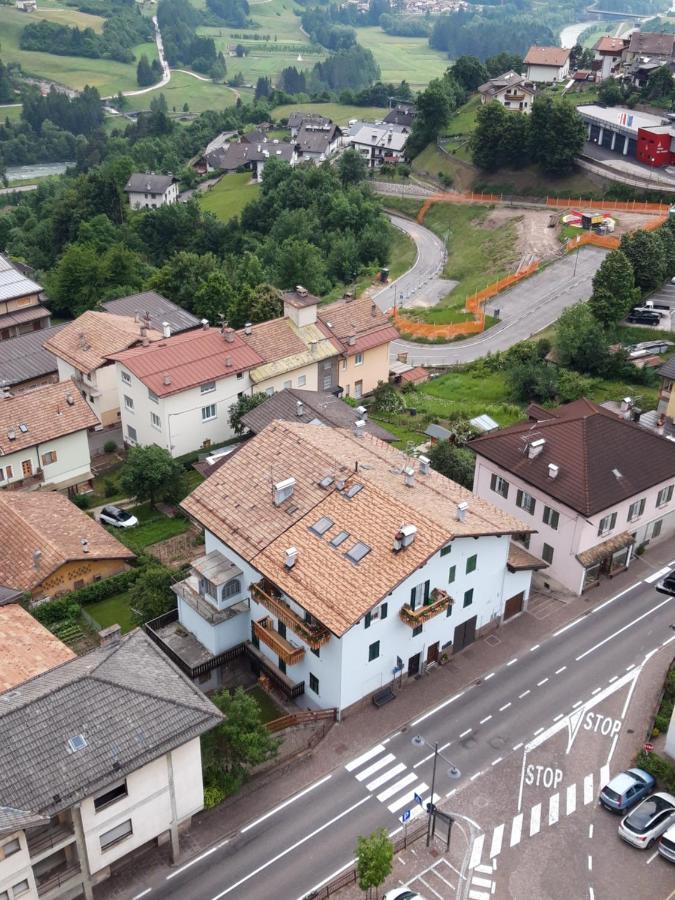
[0,381,98,455]
[0,492,134,593]
[44,311,162,374]
[507,542,548,572]
[524,46,571,67]
[317,296,399,356]
[239,318,307,364]
[0,604,74,692]
[594,36,626,53]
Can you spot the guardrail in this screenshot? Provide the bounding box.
[266,708,337,733]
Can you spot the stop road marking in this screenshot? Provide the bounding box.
[582,712,621,737]
[525,765,563,789]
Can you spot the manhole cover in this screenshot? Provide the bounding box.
[473,795,490,809]
[485,634,501,646]
[489,736,506,749]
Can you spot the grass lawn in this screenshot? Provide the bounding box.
[198,173,261,222]
[272,101,388,126]
[355,26,449,89]
[445,95,480,137]
[127,72,239,114]
[110,503,190,554]
[85,592,136,633]
[246,684,284,723]
[0,105,23,123]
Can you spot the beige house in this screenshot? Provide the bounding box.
[477,70,537,113]
[0,254,50,341]
[524,46,571,83]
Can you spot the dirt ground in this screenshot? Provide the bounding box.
[484,207,562,262]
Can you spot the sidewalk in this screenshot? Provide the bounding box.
[94,541,675,899]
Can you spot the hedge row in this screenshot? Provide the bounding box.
[635,749,675,794]
[30,567,142,627]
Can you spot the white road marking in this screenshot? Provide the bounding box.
[566,784,576,816]
[510,813,523,847]
[489,824,504,859]
[646,850,659,864]
[626,663,635,671]
[460,728,472,738]
[470,771,483,781]
[608,675,618,683]
[591,687,601,695]
[645,565,671,584]
[589,887,595,900]
[588,824,594,839]
[555,666,567,675]
[468,834,485,869]
[533,727,544,736]
[499,703,512,712]
[572,700,583,708]
[537,677,549,687]
[480,715,492,725]
[491,757,503,767]
[413,752,435,769]
[512,742,524,751]
[530,644,540,652]
[576,597,671,661]
[584,774,594,805]
[587,855,592,871]
[133,891,152,899]
[468,891,490,900]
[485,672,495,680]
[418,875,444,899]
[476,865,494,875]
[241,773,334,834]
[518,690,531,699]
[552,618,584,638]
[553,714,563,722]
[507,658,518,666]
[387,783,430,813]
[346,745,385,772]
[367,762,407,792]
[356,753,396,781]
[297,856,357,900]
[377,772,417,802]
[600,764,610,786]
[472,877,494,888]
[411,690,465,727]
[529,804,541,836]
[446,788,457,799]
[548,793,559,826]
[166,839,230,878]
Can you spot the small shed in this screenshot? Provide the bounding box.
[425,423,452,444]
[470,413,499,434]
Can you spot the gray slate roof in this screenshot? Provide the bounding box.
[0,629,222,817]
[0,807,49,837]
[124,173,177,194]
[0,323,62,387]
[425,423,452,440]
[658,356,675,380]
[102,291,200,336]
[0,586,23,605]
[240,388,395,441]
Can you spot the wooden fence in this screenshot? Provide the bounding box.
[266,708,337,734]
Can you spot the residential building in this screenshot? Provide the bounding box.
[623,30,675,82]
[0,382,97,492]
[477,71,536,113]
[102,291,201,336]
[349,123,408,168]
[523,46,571,83]
[317,295,399,398]
[294,121,342,162]
[203,137,296,181]
[0,324,62,394]
[0,254,50,341]
[148,420,540,710]
[471,399,675,595]
[110,324,263,457]
[592,35,628,81]
[384,104,417,128]
[124,173,179,209]
[239,387,395,441]
[0,603,74,691]
[0,629,222,900]
[44,310,163,426]
[194,130,238,171]
[286,112,331,139]
[577,104,675,167]
[0,491,134,599]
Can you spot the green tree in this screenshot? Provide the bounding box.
[406,74,458,157]
[228,392,269,434]
[505,359,559,403]
[356,828,394,896]
[452,55,488,91]
[193,269,233,322]
[598,79,623,106]
[529,96,585,176]
[472,101,508,171]
[657,226,675,278]
[249,283,283,323]
[644,65,674,101]
[120,445,186,508]
[619,230,667,292]
[130,564,176,624]
[137,54,155,87]
[554,303,609,375]
[371,380,405,414]
[150,251,220,311]
[44,242,102,316]
[337,148,368,187]
[589,249,639,327]
[428,440,475,489]
[485,52,522,77]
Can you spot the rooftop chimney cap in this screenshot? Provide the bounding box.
[273,476,296,506]
[33,548,42,569]
[296,400,304,416]
[162,321,171,338]
[284,546,298,569]
[201,319,209,330]
[356,405,367,419]
[296,285,308,297]
[527,438,546,459]
[354,419,366,436]
[163,374,172,386]
[418,454,430,474]
[456,501,469,521]
[244,322,252,335]
[548,463,559,479]
[225,355,233,367]
[404,466,415,487]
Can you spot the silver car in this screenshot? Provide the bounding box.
[618,792,675,849]
[658,822,675,863]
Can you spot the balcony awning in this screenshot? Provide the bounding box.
[507,543,548,572]
[576,531,635,569]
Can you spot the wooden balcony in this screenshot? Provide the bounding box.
[399,589,452,627]
[253,617,305,665]
[251,582,331,649]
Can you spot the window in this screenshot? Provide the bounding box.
[0,891,8,900]
[597,512,617,536]
[223,579,240,599]
[380,602,388,620]
[310,516,334,536]
[628,498,646,522]
[124,395,134,411]
[463,588,473,608]
[1,838,20,858]
[311,646,320,658]
[342,358,348,370]
[516,489,536,515]
[412,625,422,637]
[0,465,11,482]
[12,882,29,898]
[490,473,509,499]
[94,781,128,812]
[237,372,244,380]
[150,412,161,430]
[542,543,554,564]
[346,541,371,563]
[364,612,372,629]
[297,375,306,387]
[355,353,364,366]
[368,640,380,661]
[265,387,275,397]
[199,577,217,600]
[652,518,663,539]
[200,381,216,394]
[657,485,674,508]
[323,375,332,391]
[121,370,131,384]
[148,390,159,404]
[543,506,559,530]
[440,544,452,557]
[409,580,430,610]
[41,450,57,466]
[127,425,137,443]
[309,673,319,694]
[100,818,133,851]
[201,404,217,422]
[330,530,350,548]
[448,565,456,584]
[283,380,292,390]
[466,554,477,574]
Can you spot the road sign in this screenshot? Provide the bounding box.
[414,792,424,806]
[643,742,654,753]
[400,809,411,823]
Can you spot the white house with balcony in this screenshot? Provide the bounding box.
[471,399,675,595]
[146,419,543,714]
[124,174,179,209]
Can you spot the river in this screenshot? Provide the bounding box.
[5,161,74,183]
[559,20,595,48]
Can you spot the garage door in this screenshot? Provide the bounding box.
[504,592,524,620]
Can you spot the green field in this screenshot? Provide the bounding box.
[127,71,239,114]
[198,172,260,221]
[0,104,23,123]
[272,101,387,125]
[355,26,449,89]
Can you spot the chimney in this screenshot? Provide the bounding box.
[225,355,233,367]
[1,382,11,399]
[163,374,172,386]
[456,501,469,522]
[80,538,89,554]
[371,303,378,317]
[418,454,430,475]
[620,397,632,412]
[354,419,366,437]
[201,319,209,330]
[527,438,545,459]
[140,325,148,339]
[284,547,298,569]
[296,400,304,416]
[548,463,559,479]
[98,624,122,648]
[356,405,368,421]
[142,335,150,347]
[244,322,252,336]
[296,285,308,297]
[33,549,42,571]
[65,393,75,406]
[162,321,171,338]
[134,311,141,323]
[348,333,356,347]
[393,523,417,552]
[344,292,354,303]
[224,328,235,343]
[142,312,152,331]
[404,466,415,487]
[273,477,296,506]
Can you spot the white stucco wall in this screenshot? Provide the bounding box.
[0,428,93,490]
[0,831,37,899]
[55,358,118,426]
[252,361,320,397]
[526,61,569,83]
[126,184,177,209]
[178,596,250,655]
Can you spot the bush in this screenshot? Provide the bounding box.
[635,750,675,794]
[203,785,226,809]
[103,439,117,453]
[46,567,140,608]
[104,478,117,497]
[32,598,81,626]
[72,494,91,510]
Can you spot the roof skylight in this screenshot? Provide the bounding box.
[310,516,334,536]
[346,541,371,563]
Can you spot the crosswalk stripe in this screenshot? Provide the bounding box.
[489,824,504,859]
[468,833,485,870]
[472,876,493,888]
[584,773,594,805]
[548,793,559,826]
[529,803,541,836]
[600,763,610,787]
[510,813,523,847]
[387,782,429,813]
[468,891,490,900]
[356,753,395,782]
[346,744,385,772]
[566,784,576,816]
[367,763,406,792]
[377,772,417,802]
[475,865,494,875]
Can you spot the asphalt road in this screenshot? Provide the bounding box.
[147,567,675,900]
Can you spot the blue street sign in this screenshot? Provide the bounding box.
[400,809,411,823]
[414,792,423,806]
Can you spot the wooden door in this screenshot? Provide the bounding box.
[426,642,439,665]
[407,652,420,677]
[504,592,524,621]
[21,459,33,477]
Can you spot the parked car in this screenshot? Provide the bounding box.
[658,823,675,863]
[598,768,656,812]
[656,568,675,596]
[618,792,675,848]
[99,505,139,528]
[626,312,661,326]
[383,891,426,900]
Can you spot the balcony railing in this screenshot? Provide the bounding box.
[36,862,82,897]
[253,617,305,665]
[172,577,249,625]
[27,822,75,859]
[251,582,331,649]
[399,589,452,627]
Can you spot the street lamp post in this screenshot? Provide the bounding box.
[411,735,461,846]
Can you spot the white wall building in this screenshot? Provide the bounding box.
[523,46,571,83]
[124,173,179,209]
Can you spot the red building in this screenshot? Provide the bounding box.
[636,125,674,167]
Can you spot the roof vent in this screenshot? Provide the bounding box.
[67,734,87,753]
[527,438,546,459]
[33,549,42,570]
[65,393,75,406]
[354,419,366,437]
[224,328,235,343]
[201,319,209,330]
[163,374,172,386]
[296,400,304,417]
[7,430,15,441]
[335,478,346,491]
[225,355,233,367]
[284,546,298,569]
[273,476,296,506]
[393,523,417,552]
[356,405,367,421]
[456,501,469,522]
[19,423,28,433]
[371,303,378,317]
[612,468,623,480]
[244,322,252,335]
[404,466,415,488]
[548,463,559,479]
[319,475,334,489]
[81,539,89,554]
[418,454,430,475]
[162,321,171,338]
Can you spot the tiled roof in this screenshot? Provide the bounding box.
[240,318,307,364]
[110,327,263,396]
[0,253,42,303]
[0,807,49,838]
[384,106,416,127]
[507,543,548,572]
[472,399,675,516]
[317,295,399,357]
[295,123,340,155]
[43,311,162,374]
[0,305,50,328]
[240,388,395,441]
[0,630,222,816]
[124,173,177,193]
[0,491,134,593]
[239,319,338,383]
[594,36,626,53]
[103,291,200,335]
[524,46,571,67]
[658,357,675,380]
[400,367,429,384]
[0,604,74,692]
[478,71,535,97]
[182,420,530,634]
[0,381,98,455]
[0,323,61,386]
[628,31,675,57]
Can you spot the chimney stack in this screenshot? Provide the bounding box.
[404,466,415,488]
[548,463,559,479]
[33,549,42,571]
[162,321,171,338]
[527,438,545,460]
[201,319,209,330]
[98,624,122,648]
[224,328,235,343]
[80,539,89,554]
[225,355,233,367]
[371,303,378,317]
[284,547,298,569]
[296,400,304,417]
[163,374,172,386]
[244,322,252,336]
[356,405,367,421]
[418,454,430,475]
[456,501,469,522]
[354,419,366,437]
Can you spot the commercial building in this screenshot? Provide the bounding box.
[0,255,50,341]
[124,173,179,209]
[577,104,675,167]
[523,46,570,83]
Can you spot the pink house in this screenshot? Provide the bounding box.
[471,399,675,594]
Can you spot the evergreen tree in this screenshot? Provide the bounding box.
[136,54,154,87]
[589,249,639,327]
[472,101,508,171]
[619,230,667,292]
